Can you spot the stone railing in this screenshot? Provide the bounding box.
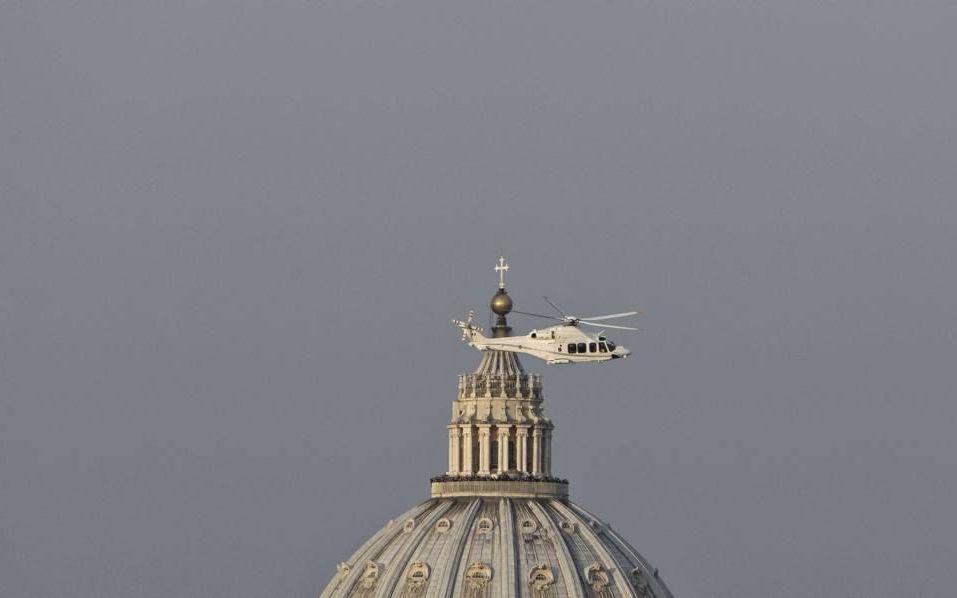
[457,373,542,399]
[431,473,567,484]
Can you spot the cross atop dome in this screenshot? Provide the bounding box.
[494,256,510,289]
[489,257,514,331]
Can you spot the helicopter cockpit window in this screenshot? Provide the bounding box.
[577,342,587,353]
[589,342,597,353]
[607,341,616,351]
[530,332,537,339]
[598,342,608,353]
[567,343,577,354]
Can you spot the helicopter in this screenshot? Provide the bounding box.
[453,297,639,365]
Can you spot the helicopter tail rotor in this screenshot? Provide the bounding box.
[452,310,485,341]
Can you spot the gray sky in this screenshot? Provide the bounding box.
[2,2,956,597]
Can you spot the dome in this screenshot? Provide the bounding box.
[319,496,672,598]
[319,259,676,597]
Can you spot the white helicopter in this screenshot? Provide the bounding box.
[453,297,639,365]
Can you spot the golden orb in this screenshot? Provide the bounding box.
[490,290,513,315]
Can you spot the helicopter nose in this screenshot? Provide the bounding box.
[610,347,631,359]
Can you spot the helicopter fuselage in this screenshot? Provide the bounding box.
[459,323,632,364]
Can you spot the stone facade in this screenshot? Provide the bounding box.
[448,351,554,477]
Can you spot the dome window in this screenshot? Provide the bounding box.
[464,562,492,590]
[585,564,610,591]
[529,565,555,592]
[435,518,452,533]
[359,562,380,590]
[476,517,495,534]
[406,561,430,589]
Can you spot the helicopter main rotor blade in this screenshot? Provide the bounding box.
[579,321,638,331]
[512,310,565,321]
[543,296,569,319]
[577,310,642,321]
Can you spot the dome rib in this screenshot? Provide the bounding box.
[494,498,517,598]
[321,501,429,598]
[373,501,454,597]
[426,498,480,597]
[568,503,658,581]
[474,349,526,377]
[528,499,586,598]
[551,499,634,595]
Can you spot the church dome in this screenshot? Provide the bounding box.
[320,496,671,597]
[319,259,675,597]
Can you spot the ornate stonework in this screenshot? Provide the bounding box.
[585,563,611,592]
[519,518,538,534]
[405,561,429,589]
[434,517,452,533]
[475,517,495,535]
[529,564,555,592]
[358,562,379,590]
[464,561,492,589]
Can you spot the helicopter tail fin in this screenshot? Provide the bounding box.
[452,310,488,349]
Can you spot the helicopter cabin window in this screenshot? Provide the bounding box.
[577,342,587,353]
[589,342,597,353]
[599,342,608,353]
[567,343,577,354]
